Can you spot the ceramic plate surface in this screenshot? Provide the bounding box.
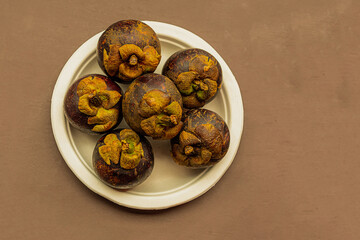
[51,21,244,210]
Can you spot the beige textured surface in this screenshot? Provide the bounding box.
[1,0,360,239]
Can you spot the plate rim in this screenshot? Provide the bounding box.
[51,21,244,210]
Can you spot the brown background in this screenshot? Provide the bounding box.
[1,0,360,239]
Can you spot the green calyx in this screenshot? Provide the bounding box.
[122,141,135,154]
[98,129,144,169]
[196,90,207,101]
[120,141,143,170]
[119,129,144,169]
[191,83,199,91]
[175,71,219,104]
[156,114,173,127]
[175,72,197,96]
[138,90,171,118]
[140,99,183,140]
[179,86,194,95]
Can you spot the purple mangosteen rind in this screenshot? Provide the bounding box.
[64,74,123,135]
[92,128,154,189]
[122,73,184,140]
[162,48,223,109]
[97,19,161,84]
[170,108,230,168]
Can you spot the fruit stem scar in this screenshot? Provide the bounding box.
[129,55,138,66]
[121,140,130,151]
[170,115,178,125]
[184,145,194,155]
[89,95,102,107]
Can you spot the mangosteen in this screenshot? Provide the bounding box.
[162,48,222,109]
[122,73,184,140]
[97,19,161,83]
[64,74,123,134]
[171,109,230,168]
[93,129,154,189]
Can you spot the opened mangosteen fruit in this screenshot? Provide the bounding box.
[171,109,230,168]
[162,48,222,109]
[97,19,161,83]
[93,128,154,189]
[64,74,123,134]
[122,73,184,140]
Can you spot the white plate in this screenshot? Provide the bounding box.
[51,21,244,210]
